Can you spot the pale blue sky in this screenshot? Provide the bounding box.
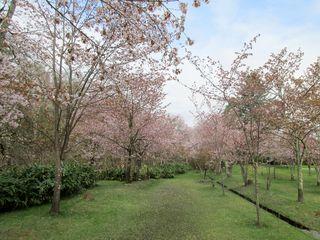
[164,0,320,126]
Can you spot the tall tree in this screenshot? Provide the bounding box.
[266,49,320,202]
[193,37,272,226]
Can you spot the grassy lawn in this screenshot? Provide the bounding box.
[0,172,313,240]
[224,165,320,232]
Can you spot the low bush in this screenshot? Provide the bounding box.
[170,162,190,174]
[98,167,125,181]
[99,162,190,181]
[139,165,150,180]
[159,165,175,178]
[61,163,96,194]
[0,162,96,212]
[148,166,163,179]
[155,162,190,178]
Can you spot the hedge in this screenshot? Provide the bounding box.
[99,162,190,181]
[0,162,96,212]
[0,162,189,211]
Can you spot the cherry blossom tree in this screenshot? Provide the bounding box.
[193,112,242,189]
[77,95,191,182]
[192,37,274,226]
[77,68,167,181]
[266,49,320,202]
[305,135,320,186]
[145,115,191,165]
[260,134,292,189]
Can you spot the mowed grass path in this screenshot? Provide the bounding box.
[0,172,313,240]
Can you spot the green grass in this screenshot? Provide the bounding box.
[0,172,313,240]
[224,165,320,232]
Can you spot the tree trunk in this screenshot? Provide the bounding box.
[50,2,62,215]
[203,169,207,179]
[315,166,320,186]
[196,162,202,172]
[308,164,311,176]
[290,161,295,181]
[240,164,249,186]
[215,160,222,174]
[253,163,261,226]
[50,148,62,215]
[221,174,225,196]
[295,140,304,203]
[266,164,271,191]
[146,165,150,180]
[297,161,304,202]
[273,166,276,179]
[1,143,11,166]
[90,157,95,166]
[226,163,233,177]
[0,142,5,164]
[125,156,132,183]
[135,158,142,181]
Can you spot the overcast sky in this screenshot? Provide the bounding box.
[164,0,320,126]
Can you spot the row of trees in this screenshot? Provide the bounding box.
[191,38,320,225]
[75,71,191,182]
[0,0,207,214]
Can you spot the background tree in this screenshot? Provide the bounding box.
[266,49,320,203]
[192,37,276,226]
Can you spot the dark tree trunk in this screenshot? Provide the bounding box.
[273,166,276,179]
[203,169,207,179]
[135,158,142,180]
[221,163,226,196]
[240,164,249,186]
[50,149,62,215]
[315,166,320,186]
[125,156,132,183]
[221,174,225,196]
[90,157,95,166]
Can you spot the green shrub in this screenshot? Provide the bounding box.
[62,163,96,195]
[139,165,150,180]
[149,163,190,179]
[98,168,125,181]
[0,163,96,212]
[160,165,175,178]
[98,162,190,182]
[149,166,163,179]
[169,163,190,174]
